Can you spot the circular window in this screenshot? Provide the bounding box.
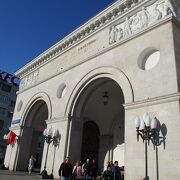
[57,83,67,98]
[138,48,160,70]
[17,100,23,112]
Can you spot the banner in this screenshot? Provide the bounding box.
[8,130,17,145]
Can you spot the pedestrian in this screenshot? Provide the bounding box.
[112,161,121,180]
[28,155,36,175]
[59,157,73,180]
[103,166,113,180]
[107,161,113,170]
[91,159,98,180]
[82,159,92,180]
[72,161,82,180]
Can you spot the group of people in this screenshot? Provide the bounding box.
[103,161,124,180]
[27,155,123,179]
[58,157,124,180]
[59,157,98,180]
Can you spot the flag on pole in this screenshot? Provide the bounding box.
[8,130,17,145]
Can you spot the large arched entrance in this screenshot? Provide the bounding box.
[68,77,125,170]
[16,100,48,171]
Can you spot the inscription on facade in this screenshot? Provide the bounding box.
[57,39,98,72]
[78,39,97,52]
[19,70,39,90]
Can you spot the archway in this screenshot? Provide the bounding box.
[16,100,48,171]
[68,77,125,170]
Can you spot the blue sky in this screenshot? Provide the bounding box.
[0,0,113,74]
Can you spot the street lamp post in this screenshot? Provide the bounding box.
[134,112,157,180]
[42,127,59,179]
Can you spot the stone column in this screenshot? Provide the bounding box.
[68,117,83,165]
[41,116,70,178]
[15,126,33,171]
[98,135,113,171]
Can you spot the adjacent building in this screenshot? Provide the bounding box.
[4,0,180,179]
[0,73,18,160]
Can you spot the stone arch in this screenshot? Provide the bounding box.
[15,92,52,171]
[65,66,134,117]
[66,66,132,169]
[21,92,52,126]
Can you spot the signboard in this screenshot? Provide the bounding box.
[0,70,20,86]
[11,119,21,125]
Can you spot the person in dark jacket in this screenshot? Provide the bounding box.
[112,161,121,180]
[91,159,98,180]
[103,166,113,180]
[59,157,73,180]
[82,159,92,180]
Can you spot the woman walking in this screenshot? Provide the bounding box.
[72,161,82,180]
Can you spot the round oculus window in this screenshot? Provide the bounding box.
[138,50,160,70]
[57,83,67,98]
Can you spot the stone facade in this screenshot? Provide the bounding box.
[4,0,180,179]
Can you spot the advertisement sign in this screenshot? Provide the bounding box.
[0,70,20,86]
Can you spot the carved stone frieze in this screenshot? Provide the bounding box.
[109,0,176,44]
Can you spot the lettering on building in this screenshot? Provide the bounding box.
[20,70,39,90]
[78,39,97,52]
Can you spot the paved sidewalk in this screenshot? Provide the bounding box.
[0,170,42,180]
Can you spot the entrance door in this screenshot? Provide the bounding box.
[81,121,99,163]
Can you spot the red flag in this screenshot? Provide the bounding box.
[8,130,17,144]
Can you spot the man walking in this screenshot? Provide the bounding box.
[82,159,92,180]
[59,157,73,180]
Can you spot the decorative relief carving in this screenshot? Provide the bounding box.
[19,70,39,90]
[109,0,174,44]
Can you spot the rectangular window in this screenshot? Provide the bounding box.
[0,120,4,129]
[1,83,11,93]
[8,112,13,119]
[10,100,15,107]
[0,107,6,116]
[0,95,10,104]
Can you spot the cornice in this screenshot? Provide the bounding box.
[15,0,180,79]
[14,0,158,78]
[17,16,174,94]
[124,92,180,110]
[46,116,69,124]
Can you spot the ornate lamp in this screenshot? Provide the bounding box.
[42,127,59,178]
[134,112,157,180]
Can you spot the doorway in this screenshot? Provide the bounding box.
[81,121,100,163]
